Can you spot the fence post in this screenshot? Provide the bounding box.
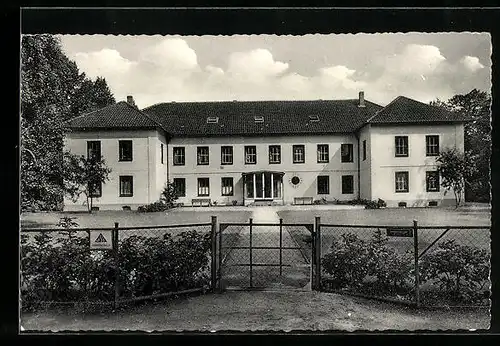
[211,216,217,292]
[218,220,223,293]
[314,216,321,291]
[249,218,253,288]
[279,218,283,276]
[113,222,119,310]
[413,219,420,307]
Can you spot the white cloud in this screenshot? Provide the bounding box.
[227,49,289,82]
[318,65,367,90]
[138,38,198,73]
[384,44,447,76]
[205,65,224,76]
[461,56,485,72]
[73,49,135,79]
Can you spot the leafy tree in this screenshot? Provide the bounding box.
[431,89,491,202]
[436,148,478,208]
[63,152,112,213]
[21,34,115,211]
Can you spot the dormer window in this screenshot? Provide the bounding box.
[309,115,319,122]
[254,116,264,123]
[207,116,219,124]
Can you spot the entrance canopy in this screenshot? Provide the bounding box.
[242,170,285,177]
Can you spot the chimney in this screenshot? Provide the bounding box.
[126,95,136,108]
[358,91,365,107]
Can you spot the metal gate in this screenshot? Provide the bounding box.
[217,218,316,290]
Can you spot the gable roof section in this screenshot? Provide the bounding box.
[65,101,165,131]
[367,96,471,125]
[141,99,383,137]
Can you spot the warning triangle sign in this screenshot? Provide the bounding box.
[95,233,107,243]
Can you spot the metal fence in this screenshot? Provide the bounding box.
[318,220,491,308]
[218,220,314,290]
[20,219,216,311]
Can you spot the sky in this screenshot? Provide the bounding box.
[58,33,491,109]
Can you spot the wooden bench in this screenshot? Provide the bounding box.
[192,198,211,207]
[294,197,314,205]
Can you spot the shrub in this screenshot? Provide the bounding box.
[20,224,212,310]
[419,239,490,303]
[322,233,371,289]
[314,197,327,205]
[364,199,387,209]
[377,198,387,208]
[138,201,169,213]
[232,200,238,206]
[368,229,413,292]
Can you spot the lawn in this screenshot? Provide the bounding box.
[20,208,253,229]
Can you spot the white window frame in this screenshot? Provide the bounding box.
[173,147,185,166]
[221,146,233,165]
[221,177,234,196]
[395,171,409,193]
[269,145,281,164]
[426,171,440,192]
[197,178,210,197]
[395,136,409,157]
[197,146,210,165]
[317,144,329,163]
[173,178,186,197]
[293,145,305,164]
[426,135,440,156]
[245,146,257,164]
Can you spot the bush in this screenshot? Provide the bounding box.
[314,197,327,205]
[138,201,170,213]
[322,233,371,289]
[20,225,212,310]
[364,198,387,209]
[232,200,238,206]
[138,183,180,212]
[419,239,490,303]
[368,229,413,292]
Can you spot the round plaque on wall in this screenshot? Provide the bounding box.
[290,176,301,187]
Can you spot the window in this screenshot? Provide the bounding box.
[198,178,210,196]
[269,145,281,164]
[317,176,330,194]
[254,116,264,123]
[89,181,102,198]
[161,143,164,164]
[221,146,233,165]
[245,146,257,164]
[197,146,209,165]
[245,175,254,198]
[173,178,186,197]
[173,147,185,166]
[119,176,133,197]
[221,177,234,196]
[87,141,101,161]
[426,135,440,156]
[341,175,354,194]
[207,116,219,124]
[395,136,409,157]
[426,171,440,192]
[119,140,133,162]
[293,145,305,163]
[317,144,329,163]
[362,140,367,161]
[395,171,409,193]
[309,115,319,122]
[341,144,353,163]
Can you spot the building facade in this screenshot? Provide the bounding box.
[63,92,468,211]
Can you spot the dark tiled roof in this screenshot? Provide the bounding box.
[65,101,163,131]
[141,99,383,137]
[368,96,471,124]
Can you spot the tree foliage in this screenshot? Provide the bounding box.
[63,152,112,213]
[436,148,478,208]
[431,89,491,202]
[21,34,115,211]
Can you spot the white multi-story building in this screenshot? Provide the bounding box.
[63,92,468,211]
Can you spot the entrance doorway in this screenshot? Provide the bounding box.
[243,171,284,204]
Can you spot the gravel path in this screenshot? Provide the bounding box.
[21,290,489,331]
